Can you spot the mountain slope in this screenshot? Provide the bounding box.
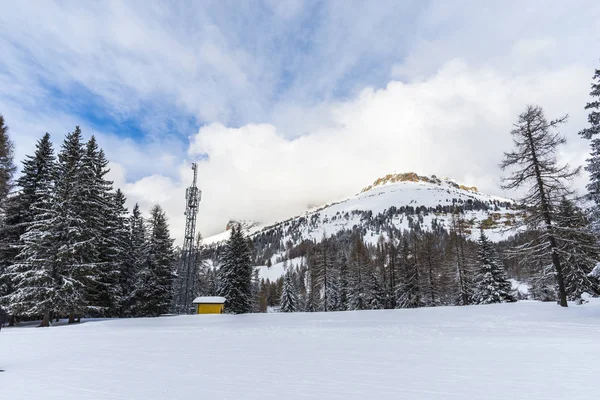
[205,172,517,249]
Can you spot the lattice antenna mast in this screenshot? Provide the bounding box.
[177,163,201,313]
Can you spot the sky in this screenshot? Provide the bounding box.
[1,0,599,243]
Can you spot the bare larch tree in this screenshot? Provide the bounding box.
[501,105,579,307]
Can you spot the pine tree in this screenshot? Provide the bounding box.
[397,234,421,308]
[129,203,149,316]
[313,237,334,311]
[501,105,579,307]
[138,205,176,316]
[337,252,349,311]
[4,135,58,326]
[52,127,97,320]
[218,226,253,314]
[0,115,16,203]
[473,230,515,304]
[279,271,298,312]
[347,235,370,310]
[109,189,132,316]
[366,271,385,309]
[578,63,600,233]
[555,198,600,301]
[324,272,341,311]
[80,137,116,315]
[0,134,56,309]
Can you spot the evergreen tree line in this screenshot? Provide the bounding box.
[0,127,176,326]
[264,222,518,314]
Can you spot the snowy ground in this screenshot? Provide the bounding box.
[2,301,599,399]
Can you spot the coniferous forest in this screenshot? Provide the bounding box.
[2,63,600,323]
[0,125,176,326]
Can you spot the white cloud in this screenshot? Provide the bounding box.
[120,59,593,242]
[2,1,599,244]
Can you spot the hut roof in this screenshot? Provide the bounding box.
[192,296,226,304]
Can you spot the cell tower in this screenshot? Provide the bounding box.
[175,163,201,313]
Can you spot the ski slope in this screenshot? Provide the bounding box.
[2,301,599,399]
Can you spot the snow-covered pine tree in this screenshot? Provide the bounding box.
[501,105,579,307]
[129,203,149,316]
[578,63,600,233]
[347,235,370,310]
[109,189,133,317]
[80,137,114,315]
[473,229,515,305]
[555,198,600,301]
[312,236,335,311]
[325,271,342,311]
[366,270,385,309]
[0,133,53,308]
[138,205,176,316]
[337,251,349,310]
[217,225,253,314]
[52,127,97,320]
[397,234,422,308]
[279,270,298,312]
[5,134,58,326]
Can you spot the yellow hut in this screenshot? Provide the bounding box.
[193,296,226,314]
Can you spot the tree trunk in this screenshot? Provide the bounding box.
[68,313,75,324]
[8,315,15,327]
[526,127,568,307]
[39,311,50,327]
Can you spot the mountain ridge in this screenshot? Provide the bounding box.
[204,171,515,248]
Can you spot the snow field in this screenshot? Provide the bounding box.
[2,300,599,399]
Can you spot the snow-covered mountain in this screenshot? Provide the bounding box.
[205,172,518,249]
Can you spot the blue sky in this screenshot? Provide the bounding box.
[1,0,599,239]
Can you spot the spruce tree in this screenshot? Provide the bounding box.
[337,252,349,310]
[347,235,369,311]
[501,105,579,307]
[52,127,97,319]
[279,271,298,312]
[325,272,342,311]
[5,135,58,326]
[397,234,422,308]
[138,205,176,316]
[129,203,149,316]
[218,226,253,314]
[555,198,600,301]
[366,271,385,309]
[80,137,114,315]
[473,230,515,304]
[109,189,133,316]
[578,63,600,233]
[313,237,334,311]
